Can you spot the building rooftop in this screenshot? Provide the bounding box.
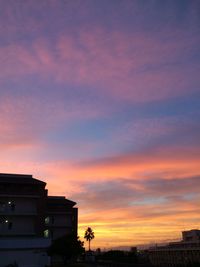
[47,195,76,206]
[0,173,46,185]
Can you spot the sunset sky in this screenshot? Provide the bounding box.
[0,0,200,249]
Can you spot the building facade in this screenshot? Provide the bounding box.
[46,196,78,240]
[0,173,78,267]
[148,230,200,267]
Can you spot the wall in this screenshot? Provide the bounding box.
[0,197,37,214]
[0,250,50,267]
[0,217,35,236]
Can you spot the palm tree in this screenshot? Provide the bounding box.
[84,227,95,251]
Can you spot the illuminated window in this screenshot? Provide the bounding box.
[45,217,50,224]
[44,229,50,238]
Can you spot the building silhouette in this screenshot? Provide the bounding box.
[0,173,77,267]
[148,229,200,267]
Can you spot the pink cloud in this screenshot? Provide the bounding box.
[26,144,200,200]
[72,145,200,182]
[0,90,106,150]
[1,29,199,102]
[0,1,199,249]
[0,144,199,247]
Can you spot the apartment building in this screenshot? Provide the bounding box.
[46,196,77,240]
[148,230,200,267]
[0,173,78,267]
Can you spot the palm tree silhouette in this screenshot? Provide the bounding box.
[84,227,95,251]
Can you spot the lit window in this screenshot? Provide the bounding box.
[45,217,50,224]
[44,229,50,238]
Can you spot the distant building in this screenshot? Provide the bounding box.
[0,173,78,267]
[182,229,200,243]
[148,230,200,267]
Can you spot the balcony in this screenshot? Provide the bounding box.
[0,201,37,216]
[0,210,37,216]
[0,231,36,236]
[0,237,51,249]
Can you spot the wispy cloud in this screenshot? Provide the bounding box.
[0,0,200,248]
[1,27,199,102]
[73,175,200,247]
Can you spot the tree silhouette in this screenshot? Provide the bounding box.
[47,234,84,264]
[84,227,95,251]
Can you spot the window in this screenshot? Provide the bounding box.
[0,201,16,212]
[44,229,50,238]
[4,219,12,230]
[11,203,15,211]
[8,222,12,230]
[45,217,50,225]
[8,201,15,211]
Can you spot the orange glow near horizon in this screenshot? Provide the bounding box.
[0,144,199,249]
